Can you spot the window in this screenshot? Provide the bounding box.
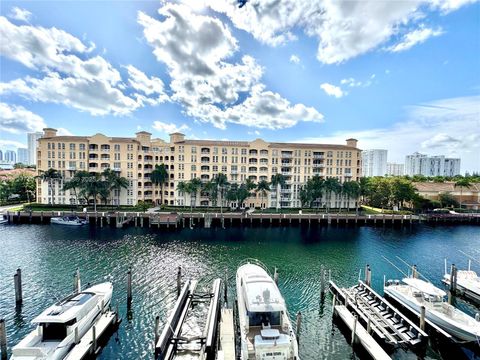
[191,147,197,153]
[69,143,76,150]
[114,144,120,151]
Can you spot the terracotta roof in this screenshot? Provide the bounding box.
[177,140,250,146]
[40,136,88,141]
[175,139,358,149]
[0,168,36,180]
[414,182,480,192]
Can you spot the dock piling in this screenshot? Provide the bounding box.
[224,268,228,304]
[177,266,182,297]
[91,325,97,354]
[420,306,426,331]
[296,311,302,342]
[366,317,372,334]
[0,319,7,360]
[332,295,336,316]
[14,268,22,304]
[154,315,160,346]
[127,268,132,308]
[74,326,79,344]
[273,267,278,285]
[351,315,358,345]
[450,264,457,294]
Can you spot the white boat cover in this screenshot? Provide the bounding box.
[403,278,446,297]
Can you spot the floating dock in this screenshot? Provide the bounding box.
[64,309,120,360]
[334,305,392,360]
[155,278,222,360]
[218,309,235,360]
[331,280,427,348]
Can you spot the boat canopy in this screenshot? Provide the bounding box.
[403,278,446,297]
[33,292,95,324]
[238,264,285,313]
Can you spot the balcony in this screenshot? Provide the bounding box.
[313,154,324,159]
[312,163,324,168]
[67,166,76,171]
[281,153,292,158]
[231,170,238,174]
[113,167,121,172]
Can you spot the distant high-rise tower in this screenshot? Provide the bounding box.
[5,150,16,163]
[361,149,388,177]
[17,148,29,164]
[28,132,43,165]
[405,152,461,176]
[386,163,404,176]
[0,150,3,161]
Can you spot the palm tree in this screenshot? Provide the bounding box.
[186,178,202,212]
[202,179,218,210]
[63,170,90,206]
[82,173,105,212]
[343,181,361,213]
[256,180,270,212]
[38,168,62,205]
[215,173,229,214]
[454,178,472,209]
[310,175,324,212]
[270,173,286,212]
[176,181,188,209]
[109,173,129,208]
[151,164,169,206]
[323,177,341,213]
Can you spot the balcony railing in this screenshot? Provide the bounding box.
[313,154,324,159]
[312,163,324,168]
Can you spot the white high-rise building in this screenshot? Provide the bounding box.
[386,163,404,176]
[17,148,28,164]
[405,152,461,176]
[28,132,43,166]
[5,150,16,163]
[362,149,388,177]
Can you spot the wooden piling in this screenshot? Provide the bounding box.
[75,268,81,294]
[450,264,457,294]
[320,265,325,295]
[0,319,7,360]
[332,295,336,316]
[367,317,372,334]
[296,312,302,342]
[351,315,358,345]
[14,268,22,304]
[91,325,97,354]
[224,268,228,304]
[420,306,426,331]
[154,315,160,347]
[176,266,182,297]
[274,267,278,285]
[127,268,132,308]
[74,326,79,344]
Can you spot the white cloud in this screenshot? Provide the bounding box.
[8,7,32,22]
[0,139,26,149]
[138,3,323,130]
[152,121,190,134]
[206,0,472,64]
[0,16,164,116]
[0,102,46,134]
[57,128,72,136]
[387,26,443,52]
[289,54,300,64]
[297,95,480,173]
[320,83,344,98]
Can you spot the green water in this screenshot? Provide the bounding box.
[0,224,479,359]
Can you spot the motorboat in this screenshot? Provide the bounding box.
[236,260,299,360]
[11,282,113,359]
[0,217,8,225]
[443,260,480,304]
[384,277,480,342]
[50,216,88,226]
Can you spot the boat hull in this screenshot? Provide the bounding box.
[385,285,480,342]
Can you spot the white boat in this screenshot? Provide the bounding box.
[443,260,480,304]
[0,217,8,225]
[11,282,113,359]
[50,216,88,226]
[236,260,299,360]
[384,277,480,342]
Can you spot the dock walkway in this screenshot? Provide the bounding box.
[218,309,235,360]
[335,305,392,360]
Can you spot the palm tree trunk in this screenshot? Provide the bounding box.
[276,183,280,212]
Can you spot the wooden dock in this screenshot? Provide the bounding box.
[64,310,119,360]
[218,309,235,360]
[334,305,392,360]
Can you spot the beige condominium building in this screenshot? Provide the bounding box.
[36,128,362,209]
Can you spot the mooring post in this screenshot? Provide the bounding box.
[74,326,79,344]
[176,266,182,297]
[450,264,456,294]
[367,317,372,334]
[296,312,302,342]
[91,325,97,354]
[274,267,278,285]
[75,268,81,293]
[154,315,160,347]
[320,265,325,295]
[331,295,336,316]
[412,265,417,279]
[351,315,358,345]
[224,268,228,304]
[14,268,22,304]
[420,305,426,331]
[127,268,132,308]
[0,319,7,360]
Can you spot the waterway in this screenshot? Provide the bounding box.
[0,224,479,359]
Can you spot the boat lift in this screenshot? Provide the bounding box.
[443,255,480,305]
[330,280,427,350]
[155,278,223,360]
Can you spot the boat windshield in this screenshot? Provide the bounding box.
[248,311,281,327]
[41,322,68,341]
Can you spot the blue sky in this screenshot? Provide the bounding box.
[0,0,479,172]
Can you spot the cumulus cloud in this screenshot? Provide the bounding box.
[0,102,46,134]
[152,121,190,133]
[8,7,32,22]
[289,54,300,64]
[0,16,165,116]
[297,95,480,172]
[387,26,443,52]
[138,3,323,130]
[206,0,473,64]
[320,83,344,98]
